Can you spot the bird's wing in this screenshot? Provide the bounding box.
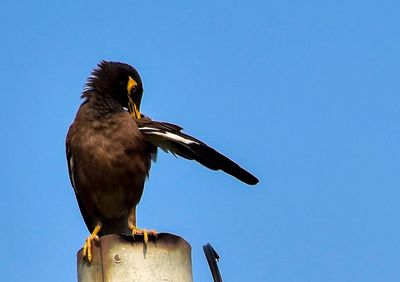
[66,130,99,234]
[66,138,77,194]
[136,117,259,185]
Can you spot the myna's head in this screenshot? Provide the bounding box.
[85,61,143,119]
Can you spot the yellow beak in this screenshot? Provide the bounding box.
[127,76,141,119]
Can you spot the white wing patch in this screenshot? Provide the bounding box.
[68,155,77,193]
[139,127,198,145]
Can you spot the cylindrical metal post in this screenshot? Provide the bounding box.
[77,233,193,282]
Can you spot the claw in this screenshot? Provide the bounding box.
[129,225,157,245]
[82,224,101,263]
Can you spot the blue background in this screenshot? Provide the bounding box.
[1,1,399,281]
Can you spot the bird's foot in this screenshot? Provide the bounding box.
[129,225,157,245]
[82,224,101,263]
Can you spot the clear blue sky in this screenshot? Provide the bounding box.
[1,1,399,281]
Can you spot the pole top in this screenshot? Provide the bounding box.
[77,233,193,282]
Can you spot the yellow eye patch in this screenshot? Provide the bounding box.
[127,76,138,94]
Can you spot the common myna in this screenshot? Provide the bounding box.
[66,61,258,262]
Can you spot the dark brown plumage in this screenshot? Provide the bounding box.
[66,61,258,262]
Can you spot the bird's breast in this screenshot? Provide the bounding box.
[69,109,151,219]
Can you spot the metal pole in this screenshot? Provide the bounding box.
[203,243,223,282]
[77,233,193,282]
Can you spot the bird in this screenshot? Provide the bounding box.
[66,61,259,262]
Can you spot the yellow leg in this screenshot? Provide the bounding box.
[82,223,101,263]
[129,225,157,245]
